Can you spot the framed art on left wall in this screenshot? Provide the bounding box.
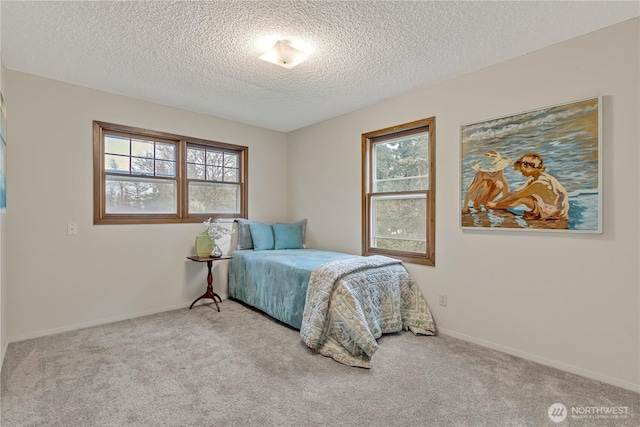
[0,92,5,214]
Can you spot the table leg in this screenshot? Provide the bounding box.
[189,260,222,312]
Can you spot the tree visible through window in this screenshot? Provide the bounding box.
[362,118,435,265]
[104,134,178,214]
[94,121,247,224]
[186,145,242,214]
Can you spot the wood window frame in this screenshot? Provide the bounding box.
[362,117,435,266]
[93,121,248,225]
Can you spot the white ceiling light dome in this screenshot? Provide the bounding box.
[259,39,309,69]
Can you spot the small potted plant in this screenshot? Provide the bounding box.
[201,218,231,257]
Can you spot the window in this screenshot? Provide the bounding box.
[362,118,435,265]
[94,121,247,224]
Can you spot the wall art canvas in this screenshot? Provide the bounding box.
[0,92,5,141]
[0,92,5,214]
[461,96,601,233]
[0,135,5,214]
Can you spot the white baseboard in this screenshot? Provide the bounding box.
[7,302,193,343]
[438,327,640,393]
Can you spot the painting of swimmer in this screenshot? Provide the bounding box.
[461,96,601,232]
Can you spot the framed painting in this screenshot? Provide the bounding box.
[460,96,601,233]
[0,135,5,214]
[0,92,5,141]
[0,92,5,214]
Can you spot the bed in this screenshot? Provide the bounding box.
[229,248,357,329]
[228,219,436,367]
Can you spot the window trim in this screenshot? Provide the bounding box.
[361,117,435,266]
[93,121,248,225]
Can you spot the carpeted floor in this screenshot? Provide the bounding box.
[1,299,638,426]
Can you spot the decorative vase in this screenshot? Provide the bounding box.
[211,244,223,258]
[195,232,214,258]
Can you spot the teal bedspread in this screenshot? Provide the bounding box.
[229,249,360,329]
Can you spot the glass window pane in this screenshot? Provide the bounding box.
[187,163,205,180]
[376,176,429,192]
[371,194,426,253]
[188,182,240,214]
[206,150,223,166]
[225,167,238,182]
[374,133,429,192]
[105,135,130,155]
[225,153,238,168]
[155,160,176,177]
[105,154,130,174]
[155,143,176,161]
[131,157,155,175]
[187,147,205,164]
[105,176,176,214]
[206,166,223,181]
[131,139,154,158]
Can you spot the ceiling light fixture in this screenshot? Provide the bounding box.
[259,39,309,69]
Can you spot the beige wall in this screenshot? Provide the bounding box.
[5,71,288,340]
[288,19,639,391]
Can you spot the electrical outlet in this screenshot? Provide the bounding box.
[439,294,447,306]
[67,223,78,236]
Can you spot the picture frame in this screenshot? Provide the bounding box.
[0,92,5,141]
[0,135,6,214]
[460,96,602,233]
[0,92,5,214]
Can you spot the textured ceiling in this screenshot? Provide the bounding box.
[1,1,638,132]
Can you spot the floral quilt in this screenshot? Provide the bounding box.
[300,255,435,368]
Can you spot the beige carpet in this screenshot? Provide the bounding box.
[1,299,638,426]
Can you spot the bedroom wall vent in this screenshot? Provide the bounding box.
[259,39,309,69]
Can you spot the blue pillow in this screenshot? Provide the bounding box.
[248,222,275,251]
[278,219,307,246]
[236,218,254,250]
[273,224,304,250]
